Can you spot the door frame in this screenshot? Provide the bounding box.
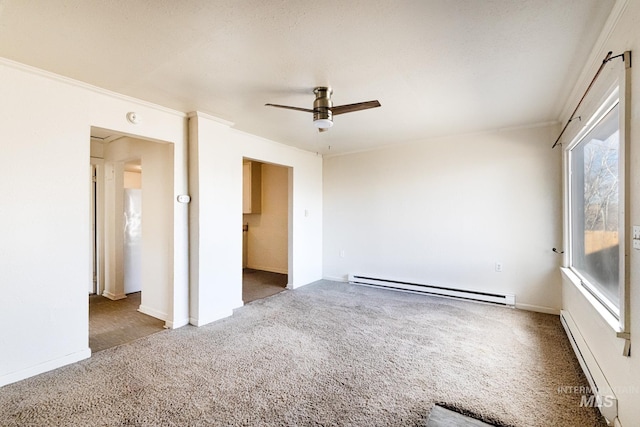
[90,157,105,296]
[241,158,293,289]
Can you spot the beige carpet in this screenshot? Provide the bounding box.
[0,281,605,426]
[427,405,496,426]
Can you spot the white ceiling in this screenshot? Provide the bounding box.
[0,0,615,154]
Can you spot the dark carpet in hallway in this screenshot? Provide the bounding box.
[89,292,165,352]
[242,268,287,303]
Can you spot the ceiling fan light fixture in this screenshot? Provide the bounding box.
[265,86,380,132]
[314,118,333,129]
[313,104,333,129]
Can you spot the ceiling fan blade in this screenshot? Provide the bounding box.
[331,100,381,116]
[265,103,314,113]
[318,127,329,133]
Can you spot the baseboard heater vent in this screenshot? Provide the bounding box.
[560,310,617,425]
[348,274,515,306]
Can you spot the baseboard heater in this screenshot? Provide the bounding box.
[560,310,617,425]
[348,274,515,306]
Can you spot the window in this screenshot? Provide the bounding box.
[567,91,622,318]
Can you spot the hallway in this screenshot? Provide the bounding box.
[89,292,165,352]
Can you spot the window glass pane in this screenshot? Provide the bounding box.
[570,103,620,312]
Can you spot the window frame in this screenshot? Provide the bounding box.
[566,91,622,318]
[561,51,631,340]
[562,54,631,337]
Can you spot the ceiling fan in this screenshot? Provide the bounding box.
[265,87,381,132]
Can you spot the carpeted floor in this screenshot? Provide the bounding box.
[0,281,606,427]
[426,405,495,426]
[88,270,285,353]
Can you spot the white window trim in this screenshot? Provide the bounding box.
[561,52,631,343]
[560,267,621,333]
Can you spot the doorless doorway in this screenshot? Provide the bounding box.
[89,127,174,352]
[242,159,291,303]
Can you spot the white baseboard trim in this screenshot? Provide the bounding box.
[515,303,560,315]
[102,291,126,300]
[138,305,168,321]
[245,264,288,275]
[289,280,322,290]
[189,309,234,327]
[0,348,91,387]
[164,318,190,329]
[323,275,348,282]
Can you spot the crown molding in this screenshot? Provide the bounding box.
[187,111,235,127]
[0,56,186,118]
[557,0,630,122]
[323,120,561,159]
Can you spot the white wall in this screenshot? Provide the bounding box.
[323,124,563,313]
[104,137,174,319]
[189,112,322,326]
[0,59,188,387]
[124,171,142,189]
[561,1,640,425]
[244,162,289,274]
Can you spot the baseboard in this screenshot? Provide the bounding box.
[0,348,91,387]
[138,305,168,321]
[102,291,126,300]
[515,303,560,315]
[164,318,190,329]
[323,275,348,282]
[245,264,288,275]
[189,308,234,327]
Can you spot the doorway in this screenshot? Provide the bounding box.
[89,128,173,352]
[242,159,291,303]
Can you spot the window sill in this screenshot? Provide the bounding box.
[560,267,624,335]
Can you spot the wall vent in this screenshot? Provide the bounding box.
[560,310,617,425]
[348,274,515,306]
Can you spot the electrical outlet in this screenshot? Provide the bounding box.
[339,249,346,258]
[495,262,503,273]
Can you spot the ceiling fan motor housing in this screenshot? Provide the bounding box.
[313,87,333,128]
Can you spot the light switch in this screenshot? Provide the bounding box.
[633,226,640,250]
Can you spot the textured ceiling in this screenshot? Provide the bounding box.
[0,0,615,154]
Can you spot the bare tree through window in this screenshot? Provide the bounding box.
[570,103,620,312]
